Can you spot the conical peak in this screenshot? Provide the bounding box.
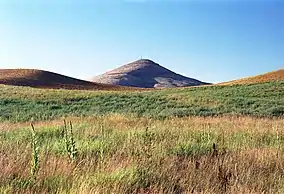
[125,59,161,69]
[92,59,209,88]
[134,59,156,63]
[129,59,159,66]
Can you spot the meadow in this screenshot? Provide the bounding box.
[0,81,284,193]
[0,81,283,122]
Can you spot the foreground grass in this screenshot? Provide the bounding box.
[1,115,284,193]
[0,81,284,122]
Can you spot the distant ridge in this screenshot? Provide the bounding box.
[0,69,123,90]
[92,59,210,88]
[220,69,284,85]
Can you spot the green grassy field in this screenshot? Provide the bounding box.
[0,81,284,193]
[0,81,283,122]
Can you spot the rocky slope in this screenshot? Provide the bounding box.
[92,59,209,88]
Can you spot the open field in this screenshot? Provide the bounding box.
[0,80,283,122]
[1,115,284,193]
[0,81,284,193]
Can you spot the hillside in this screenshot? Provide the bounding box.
[0,69,123,90]
[92,59,210,88]
[220,69,284,85]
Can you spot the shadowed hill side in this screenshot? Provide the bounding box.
[220,69,284,85]
[92,59,210,88]
[0,69,124,90]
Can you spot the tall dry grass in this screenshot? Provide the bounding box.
[1,115,284,193]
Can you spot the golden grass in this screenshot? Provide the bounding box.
[1,115,284,193]
[220,69,284,85]
[2,114,283,135]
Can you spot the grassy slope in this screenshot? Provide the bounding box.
[0,69,127,90]
[220,69,284,85]
[0,80,283,122]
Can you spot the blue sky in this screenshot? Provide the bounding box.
[0,0,283,83]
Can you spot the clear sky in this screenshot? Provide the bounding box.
[0,0,283,83]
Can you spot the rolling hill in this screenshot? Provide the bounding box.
[220,69,284,85]
[0,69,122,90]
[92,59,210,88]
